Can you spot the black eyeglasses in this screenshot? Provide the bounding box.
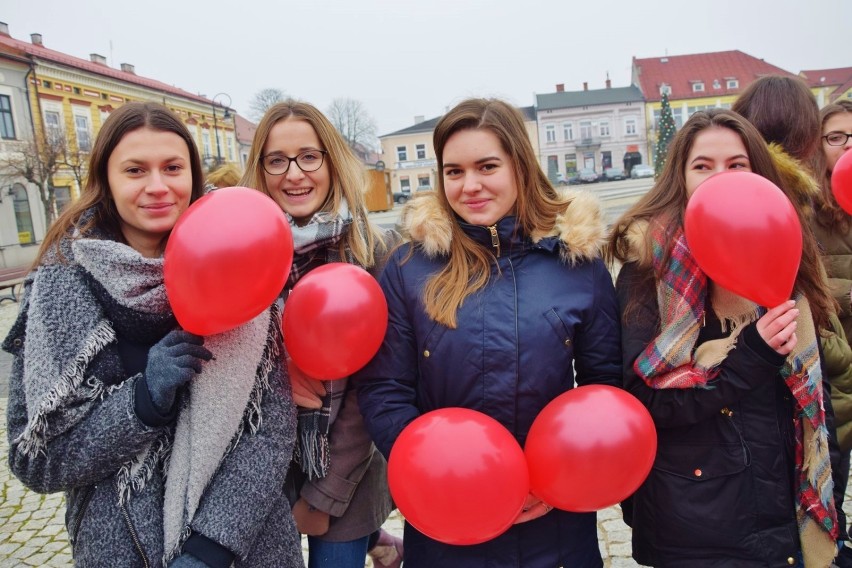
[261,150,327,175]
[823,132,852,146]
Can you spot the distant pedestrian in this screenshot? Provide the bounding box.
[4,102,303,568]
[354,97,622,567]
[240,99,402,568]
[609,108,840,567]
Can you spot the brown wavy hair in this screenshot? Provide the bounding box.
[34,102,205,267]
[609,109,832,329]
[812,100,852,234]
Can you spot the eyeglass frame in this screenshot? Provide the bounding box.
[823,132,852,146]
[261,149,328,175]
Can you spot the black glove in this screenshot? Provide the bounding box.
[169,553,210,568]
[145,330,212,414]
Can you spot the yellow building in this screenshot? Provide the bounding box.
[0,25,236,215]
[800,67,852,107]
[631,50,795,165]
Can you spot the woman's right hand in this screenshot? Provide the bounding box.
[755,300,799,356]
[286,357,326,409]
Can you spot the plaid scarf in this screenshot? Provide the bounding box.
[633,220,838,568]
[284,201,357,480]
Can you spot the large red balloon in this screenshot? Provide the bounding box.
[832,149,852,215]
[684,171,802,307]
[283,263,387,380]
[388,408,529,545]
[165,187,292,336]
[525,385,656,512]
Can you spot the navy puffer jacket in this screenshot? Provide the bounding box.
[355,191,622,568]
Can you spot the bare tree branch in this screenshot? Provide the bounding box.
[0,132,66,226]
[326,98,378,155]
[248,88,287,122]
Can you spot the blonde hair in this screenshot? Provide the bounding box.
[206,163,243,189]
[425,98,568,327]
[240,99,381,268]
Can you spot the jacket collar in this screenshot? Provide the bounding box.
[401,189,606,264]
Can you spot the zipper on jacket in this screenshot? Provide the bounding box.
[488,224,501,258]
[115,483,150,568]
[69,485,96,544]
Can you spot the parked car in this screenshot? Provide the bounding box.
[630,164,655,179]
[393,192,410,204]
[577,168,599,183]
[602,167,626,181]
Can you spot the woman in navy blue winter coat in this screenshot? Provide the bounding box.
[355,98,622,568]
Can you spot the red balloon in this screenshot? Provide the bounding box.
[283,263,387,380]
[832,148,852,215]
[684,171,802,307]
[165,187,292,336]
[525,385,656,512]
[388,408,529,545]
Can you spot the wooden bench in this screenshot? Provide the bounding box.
[0,265,29,304]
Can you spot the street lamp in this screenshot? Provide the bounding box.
[211,93,232,165]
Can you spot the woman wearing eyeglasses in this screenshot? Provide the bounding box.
[240,100,402,568]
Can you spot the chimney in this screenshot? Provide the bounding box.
[120,63,135,74]
[583,82,588,91]
[556,83,564,93]
[0,22,9,36]
[605,78,611,89]
[90,53,107,65]
[414,115,424,125]
[30,33,43,46]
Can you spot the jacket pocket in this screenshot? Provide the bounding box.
[419,322,449,364]
[543,309,575,384]
[639,443,752,551]
[66,485,95,546]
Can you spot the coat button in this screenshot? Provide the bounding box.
[694,469,702,477]
[423,350,430,358]
[12,338,22,348]
[563,338,571,347]
[786,558,795,565]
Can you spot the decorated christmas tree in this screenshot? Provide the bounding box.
[654,92,676,176]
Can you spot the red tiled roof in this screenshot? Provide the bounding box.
[234,114,257,144]
[632,50,794,102]
[0,32,217,107]
[800,67,852,88]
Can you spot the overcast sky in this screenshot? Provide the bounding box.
[3,0,849,138]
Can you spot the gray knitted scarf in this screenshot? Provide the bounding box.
[285,200,358,481]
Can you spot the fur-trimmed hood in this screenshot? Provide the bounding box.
[768,142,819,219]
[399,189,607,264]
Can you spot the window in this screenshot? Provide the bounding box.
[601,151,612,170]
[712,79,721,89]
[12,183,33,245]
[43,110,62,145]
[660,84,671,96]
[692,82,705,93]
[564,153,577,176]
[653,107,685,129]
[416,144,426,160]
[563,122,573,141]
[545,125,556,143]
[42,80,52,89]
[727,79,739,89]
[0,95,14,139]
[417,175,430,190]
[226,134,234,162]
[74,114,91,152]
[202,130,211,159]
[687,104,719,117]
[579,121,592,140]
[396,146,407,161]
[599,121,611,137]
[54,186,72,215]
[624,118,637,136]
[400,177,411,193]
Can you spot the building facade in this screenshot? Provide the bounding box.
[800,67,852,107]
[0,22,238,265]
[536,81,646,180]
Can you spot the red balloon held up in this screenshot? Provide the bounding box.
[165,187,293,336]
[283,263,387,380]
[832,149,852,215]
[684,171,802,307]
[525,385,656,512]
[388,408,529,545]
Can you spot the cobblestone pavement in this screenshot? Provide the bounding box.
[0,298,850,567]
